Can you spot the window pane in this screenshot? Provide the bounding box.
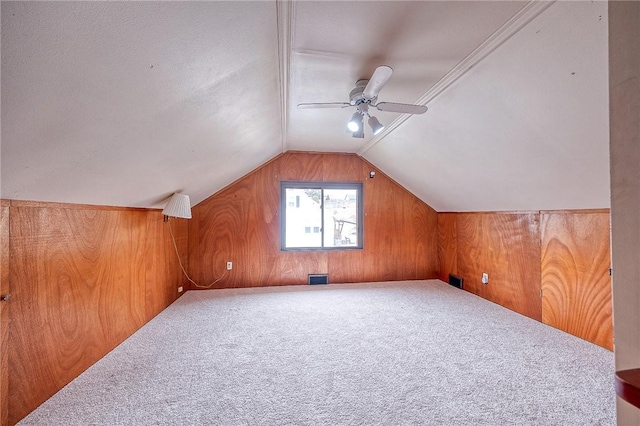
[281,181,362,251]
[284,188,322,248]
[323,188,358,247]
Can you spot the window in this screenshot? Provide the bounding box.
[281,181,363,250]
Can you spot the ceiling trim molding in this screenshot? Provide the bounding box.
[276,0,294,153]
[358,0,556,156]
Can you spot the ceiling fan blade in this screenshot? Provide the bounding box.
[363,65,393,100]
[375,102,428,114]
[297,102,351,109]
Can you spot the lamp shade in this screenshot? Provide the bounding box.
[162,193,192,219]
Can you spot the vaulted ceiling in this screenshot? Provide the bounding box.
[1,1,610,212]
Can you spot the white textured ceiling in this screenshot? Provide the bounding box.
[361,1,610,211]
[1,1,282,208]
[1,1,610,211]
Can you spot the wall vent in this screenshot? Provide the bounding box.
[448,274,464,289]
[308,274,329,285]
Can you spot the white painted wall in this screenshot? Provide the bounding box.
[609,2,640,424]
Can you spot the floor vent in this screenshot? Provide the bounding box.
[308,274,329,285]
[448,274,464,289]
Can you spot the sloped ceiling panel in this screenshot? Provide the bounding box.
[1,2,282,208]
[361,1,610,212]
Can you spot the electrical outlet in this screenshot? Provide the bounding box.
[482,273,489,285]
[178,286,183,293]
[226,261,233,270]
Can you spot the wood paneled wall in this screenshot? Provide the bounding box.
[438,210,613,349]
[439,212,542,320]
[458,212,542,320]
[189,152,439,288]
[1,200,10,426]
[437,213,457,283]
[5,201,188,425]
[541,211,612,350]
[144,213,189,319]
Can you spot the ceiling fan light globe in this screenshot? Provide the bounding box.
[352,128,364,138]
[347,112,362,132]
[347,121,360,132]
[368,116,384,136]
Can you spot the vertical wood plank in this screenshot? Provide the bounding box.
[322,154,363,182]
[187,204,201,288]
[486,213,541,320]
[0,200,10,426]
[456,213,486,295]
[541,212,613,350]
[280,152,324,181]
[437,213,457,282]
[144,214,188,320]
[362,159,400,282]
[456,212,541,321]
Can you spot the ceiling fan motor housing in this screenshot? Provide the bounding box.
[350,79,376,105]
[297,66,427,116]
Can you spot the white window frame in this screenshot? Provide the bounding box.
[280,181,364,251]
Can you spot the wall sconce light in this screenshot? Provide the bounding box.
[369,171,376,179]
[162,193,192,221]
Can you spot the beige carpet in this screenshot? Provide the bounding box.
[19,280,615,425]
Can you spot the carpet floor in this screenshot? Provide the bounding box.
[18,280,615,425]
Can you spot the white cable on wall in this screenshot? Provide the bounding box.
[168,220,227,289]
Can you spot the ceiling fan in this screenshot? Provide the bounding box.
[297,65,428,138]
